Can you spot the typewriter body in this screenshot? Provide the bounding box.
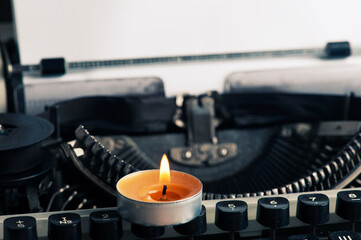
[2,1,361,239]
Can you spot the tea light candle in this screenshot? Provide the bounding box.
[117,154,202,226]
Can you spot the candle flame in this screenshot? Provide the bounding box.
[159,154,171,184]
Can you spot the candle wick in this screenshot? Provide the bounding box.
[162,185,167,195]
[161,185,167,201]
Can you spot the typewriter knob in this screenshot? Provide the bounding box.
[215,200,248,232]
[336,190,361,222]
[4,216,38,240]
[173,205,207,236]
[257,197,289,229]
[297,193,329,225]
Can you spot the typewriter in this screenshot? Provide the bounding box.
[2,1,361,239]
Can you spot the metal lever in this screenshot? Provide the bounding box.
[170,94,237,167]
[185,96,217,145]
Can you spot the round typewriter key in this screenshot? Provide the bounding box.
[336,190,361,222]
[257,197,289,229]
[328,231,360,240]
[297,193,329,225]
[288,235,319,240]
[90,210,122,240]
[215,200,248,232]
[174,205,207,236]
[4,216,38,240]
[48,213,82,240]
[131,223,164,239]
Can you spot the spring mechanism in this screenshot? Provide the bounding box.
[202,131,361,199]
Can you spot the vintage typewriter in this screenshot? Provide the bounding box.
[2,1,361,239]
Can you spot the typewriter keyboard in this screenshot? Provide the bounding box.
[1,189,361,239]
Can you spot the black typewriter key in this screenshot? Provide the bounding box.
[288,235,319,240]
[297,193,329,234]
[257,197,289,240]
[336,190,361,230]
[90,210,122,240]
[174,205,207,236]
[257,197,289,228]
[131,223,164,239]
[215,200,248,232]
[3,216,38,240]
[328,231,360,240]
[48,213,82,240]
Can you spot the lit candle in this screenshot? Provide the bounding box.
[117,154,202,226]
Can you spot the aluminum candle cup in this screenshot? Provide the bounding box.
[116,170,202,226]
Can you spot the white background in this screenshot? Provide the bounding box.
[12,0,361,96]
[13,0,361,64]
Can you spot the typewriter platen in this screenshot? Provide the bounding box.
[3,1,361,240]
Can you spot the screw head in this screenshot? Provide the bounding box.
[218,147,228,157]
[182,150,192,160]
